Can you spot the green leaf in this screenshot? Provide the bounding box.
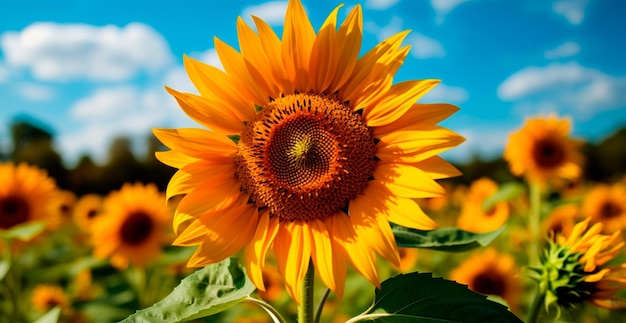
[34,307,61,323]
[0,260,10,281]
[227,134,241,144]
[121,257,255,323]
[359,272,522,323]
[392,225,505,252]
[482,182,525,211]
[0,221,46,241]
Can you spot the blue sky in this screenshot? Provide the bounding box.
[1,0,625,166]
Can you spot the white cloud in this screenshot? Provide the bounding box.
[365,16,445,59]
[0,63,8,83]
[421,83,468,104]
[16,83,55,101]
[544,41,580,59]
[60,84,195,165]
[552,0,588,25]
[498,61,626,119]
[365,0,400,10]
[193,48,223,70]
[431,0,469,24]
[163,66,195,94]
[407,33,445,59]
[439,122,510,162]
[241,1,288,26]
[1,22,173,82]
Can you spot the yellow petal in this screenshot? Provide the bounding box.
[252,16,290,93]
[349,195,400,268]
[375,162,445,198]
[165,159,236,200]
[282,0,315,91]
[153,128,237,160]
[154,150,199,169]
[365,181,437,230]
[329,5,362,92]
[364,80,440,127]
[373,103,460,137]
[309,5,341,92]
[309,219,345,295]
[164,87,245,135]
[274,220,312,304]
[327,213,380,288]
[244,211,279,291]
[377,127,465,163]
[236,17,280,96]
[414,156,462,180]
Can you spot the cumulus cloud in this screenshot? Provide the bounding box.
[16,83,55,101]
[498,61,626,119]
[544,41,580,59]
[421,83,468,104]
[241,1,288,26]
[60,85,194,165]
[1,22,173,82]
[365,16,445,59]
[552,0,588,25]
[365,0,400,10]
[431,0,469,24]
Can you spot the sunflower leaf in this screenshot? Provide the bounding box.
[358,272,522,323]
[0,221,46,241]
[34,307,61,323]
[392,225,505,252]
[120,257,255,322]
[482,182,525,211]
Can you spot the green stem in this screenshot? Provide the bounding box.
[244,296,286,323]
[314,288,331,323]
[526,285,546,323]
[528,182,542,266]
[298,261,315,323]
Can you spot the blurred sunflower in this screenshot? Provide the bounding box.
[457,177,509,233]
[582,183,626,233]
[154,0,463,302]
[450,248,522,312]
[31,284,71,313]
[73,194,104,233]
[257,266,284,303]
[534,218,626,310]
[542,204,581,238]
[504,116,584,186]
[51,190,77,228]
[393,247,419,272]
[0,162,59,234]
[91,183,172,269]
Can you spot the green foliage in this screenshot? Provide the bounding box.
[33,307,61,323]
[121,258,255,323]
[392,225,505,252]
[0,221,46,241]
[355,272,522,323]
[482,182,525,211]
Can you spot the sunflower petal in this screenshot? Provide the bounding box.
[364,80,440,127]
[377,127,465,163]
[415,156,462,180]
[329,5,362,91]
[244,211,279,291]
[236,17,280,96]
[153,128,237,160]
[366,181,438,230]
[165,159,236,200]
[154,150,199,169]
[274,220,312,304]
[252,16,290,93]
[282,0,315,91]
[375,162,445,198]
[309,219,345,295]
[373,103,460,137]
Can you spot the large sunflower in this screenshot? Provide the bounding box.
[154,0,463,301]
[503,116,583,185]
[91,183,172,269]
[0,162,59,233]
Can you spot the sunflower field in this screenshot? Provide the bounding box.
[2,0,626,322]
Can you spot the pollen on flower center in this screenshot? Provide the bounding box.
[236,93,377,222]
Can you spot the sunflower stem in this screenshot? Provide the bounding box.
[526,285,546,323]
[528,182,542,266]
[298,261,315,323]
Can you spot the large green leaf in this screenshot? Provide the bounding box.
[121,257,255,322]
[392,225,505,252]
[356,272,522,323]
[0,221,46,241]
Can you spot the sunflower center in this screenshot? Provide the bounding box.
[120,211,154,245]
[472,272,506,297]
[0,195,30,229]
[533,139,565,168]
[600,201,622,219]
[236,93,376,222]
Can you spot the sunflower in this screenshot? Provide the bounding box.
[154,0,463,302]
[0,162,59,234]
[450,248,522,311]
[535,218,626,310]
[503,115,584,186]
[72,194,104,233]
[456,177,509,233]
[541,204,581,238]
[50,190,77,229]
[91,183,172,269]
[257,265,285,303]
[582,183,626,234]
[393,247,419,272]
[31,284,71,313]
